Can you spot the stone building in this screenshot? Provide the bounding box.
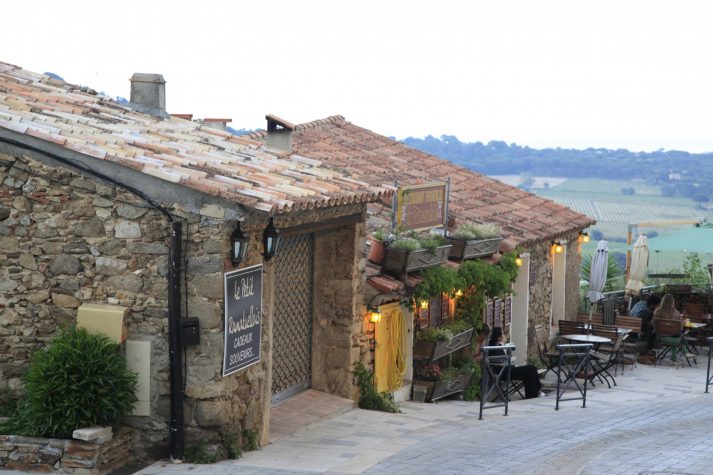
[0,63,390,455]
[249,115,595,393]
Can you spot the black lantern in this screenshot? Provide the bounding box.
[262,218,280,260]
[230,222,249,265]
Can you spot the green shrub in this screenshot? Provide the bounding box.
[0,386,18,417]
[242,429,260,451]
[352,362,399,413]
[222,432,242,460]
[3,326,138,438]
[185,440,218,464]
[417,326,454,342]
[372,228,387,241]
[389,237,422,251]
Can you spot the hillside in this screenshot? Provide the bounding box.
[403,135,713,202]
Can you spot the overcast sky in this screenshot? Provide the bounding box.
[3,1,712,152]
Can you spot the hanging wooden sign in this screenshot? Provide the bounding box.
[223,264,263,377]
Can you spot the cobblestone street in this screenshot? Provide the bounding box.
[137,361,713,475]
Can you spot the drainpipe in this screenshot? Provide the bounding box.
[168,221,184,460]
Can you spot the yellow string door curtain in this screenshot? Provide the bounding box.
[374,304,407,393]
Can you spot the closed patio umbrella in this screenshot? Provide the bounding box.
[587,240,609,304]
[626,234,648,296]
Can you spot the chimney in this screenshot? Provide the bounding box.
[129,73,168,117]
[265,114,295,152]
[198,118,232,132]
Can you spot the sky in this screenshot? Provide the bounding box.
[2,1,713,152]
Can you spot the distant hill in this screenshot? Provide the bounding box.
[403,135,713,202]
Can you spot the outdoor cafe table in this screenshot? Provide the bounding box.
[582,323,631,335]
[562,334,612,345]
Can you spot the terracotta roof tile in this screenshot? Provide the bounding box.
[248,116,595,245]
[0,63,391,214]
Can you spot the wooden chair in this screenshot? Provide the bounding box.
[559,320,587,336]
[653,319,687,367]
[577,314,603,326]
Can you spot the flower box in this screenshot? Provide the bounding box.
[382,244,452,276]
[446,236,502,260]
[413,328,474,361]
[414,368,474,402]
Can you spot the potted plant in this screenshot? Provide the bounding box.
[429,366,475,401]
[446,222,503,260]
[367,229,387,265]
[413,364,474,402]
[413,319,474,361]
[382,232,452,277]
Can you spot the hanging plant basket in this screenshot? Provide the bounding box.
[414,368,475,402]
[413,327,474,361]
[382,245,452,276]
[446,236,502,260]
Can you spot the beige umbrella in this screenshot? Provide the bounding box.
[626,234,649,295]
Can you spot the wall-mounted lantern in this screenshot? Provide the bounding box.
[515,254,523,267]
[262,218,281,260]
[369,308,382,324]
[552,240,564,254]
[230,222,249,266]
[580,231,590,243]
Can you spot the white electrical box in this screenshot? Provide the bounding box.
[125,340,151,416]
[76,303,128,343]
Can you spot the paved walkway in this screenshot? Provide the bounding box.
[137,360,713,475]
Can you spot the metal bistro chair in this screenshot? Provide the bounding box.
[706,337,713,393]
[479,345,516,420]
[555,343,593,410]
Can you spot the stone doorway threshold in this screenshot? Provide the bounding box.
[269,389,354,443]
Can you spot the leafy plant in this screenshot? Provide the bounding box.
[185,440,218,464]
[418,234,446,252]
[682,253,710,285]
[417,326,454,342]
[242,429,260,451]
[412,266,464,307]
[580,252,623,292]
[0,385,18,417]
[352,362,399,413]
[223,432,242,460]
[389,236,422,251]
[417,363,442,380]
[451,222,502,240]
[372,228,387,242]
[2,326,138,438]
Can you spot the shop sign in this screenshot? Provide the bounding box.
[394,182,447,231]
[223,264,262,377]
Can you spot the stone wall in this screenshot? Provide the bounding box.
[0,427,133,474]
[0,151,369,454]
[525,230,583,356]
[312,220,367,399]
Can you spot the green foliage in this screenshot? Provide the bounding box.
[416,318,472,342]
[453,352,482,401]
[372,228,387,242]
[389,233,445,252]
[352,362,399,413]
[2,326,138,438]
[682,253,710,285]
[223,432,243,460]
[451,222,502,240]
[242,429,260,451]
[0,386,18,417]
[497,250,521,284]
[389,237,422,251]
[185,440,218,464]
[438,366,472,382]
[580,252,624,292]
[412,266,464,306]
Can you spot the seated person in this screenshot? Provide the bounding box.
[652,293,683,362]
[630,295,661,350]
[486,326,545,399]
